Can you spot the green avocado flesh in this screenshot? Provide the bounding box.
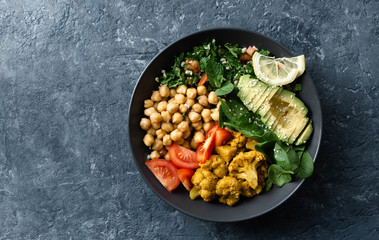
[295,120,313,145]
[237,75,313,145]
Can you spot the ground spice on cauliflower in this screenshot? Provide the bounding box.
[190,131,268,206]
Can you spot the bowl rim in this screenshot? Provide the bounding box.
[128,27,323,222]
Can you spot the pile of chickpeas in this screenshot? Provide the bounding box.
[140,84,220,160]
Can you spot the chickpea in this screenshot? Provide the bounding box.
[167,102,179,114]
[211,111,219,121]
[162,134,172,146]
[156,129,166,140]
[186,88,197,99]
[159,148,167,156]
[208,91,218,105]
[161,111,171,122]
[164,152,170,161]
[151,91,162,102]
[177,121,189,132]
[150,150,160,159]
[140,118,151,130]
[143,134,154,147]
[152,139,163,151]
[197,85,207,95]
[185,98,195,108]
[156,101,167,112]
[167,98,176,104]
[174,138,185,145]
[191,121,203,131]
[147,127,156,136]
[170,129,183,142]
[144,99,154,108]
[190,138,199,149]
[176,85,187,95]
[216,101,221,109]
[183,129,191,139]
[159,84,170,98]
[153,102,158,109]
[203,122,214,132]
[174,94,186,104]
[193,131,205,143]
[172,112,183,124]
[152,122,161,130]
[150,112,163,124]
[201,109,212,123]
[144,107,156,117]
[191,103,203,113]
[161,122,174,133]
[198,95,208,107]
[179,104,189,114]
[188,111,201,122]
[182,140,191,149]
[170,89,176,98]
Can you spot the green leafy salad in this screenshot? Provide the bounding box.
[157,39,314,191]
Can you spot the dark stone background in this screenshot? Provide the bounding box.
[0,0,378,239]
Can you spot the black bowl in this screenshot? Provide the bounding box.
[128,28,322,222]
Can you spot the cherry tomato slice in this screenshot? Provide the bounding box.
[145,159,180,192]
[196,125,219,163]
[169,143,199,169]
[177,169,195,191]
[215,127,233,147]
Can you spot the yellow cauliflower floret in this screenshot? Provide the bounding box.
[228,150,266,190]
[200,155,228,178]
[239,179,257,198]
[215,176,242,206]
[190,168,218,202]
[228,131,247,148]
[245,139,259,150]
[215,145,238,162]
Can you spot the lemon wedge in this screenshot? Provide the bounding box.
[252,52,305,86]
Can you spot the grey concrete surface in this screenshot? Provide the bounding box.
[0,0,378,239]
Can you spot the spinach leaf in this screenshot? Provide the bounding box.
[219,97,250,121]
[268,164,293,187]
[205,59,224,88]
[295,151,314,179]
[274,142,292,171]
[294,144,305,160]
[274,142,300,173]
[255,141,276,163]
[265,178,273,191]
[215,82,235,96]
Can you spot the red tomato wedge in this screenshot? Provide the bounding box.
[215,127,233,147]
[177,169,195,191]
[198,73,208,85]
[145,159,180,192]
[196,125,219,163]
[169,143,199,169]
